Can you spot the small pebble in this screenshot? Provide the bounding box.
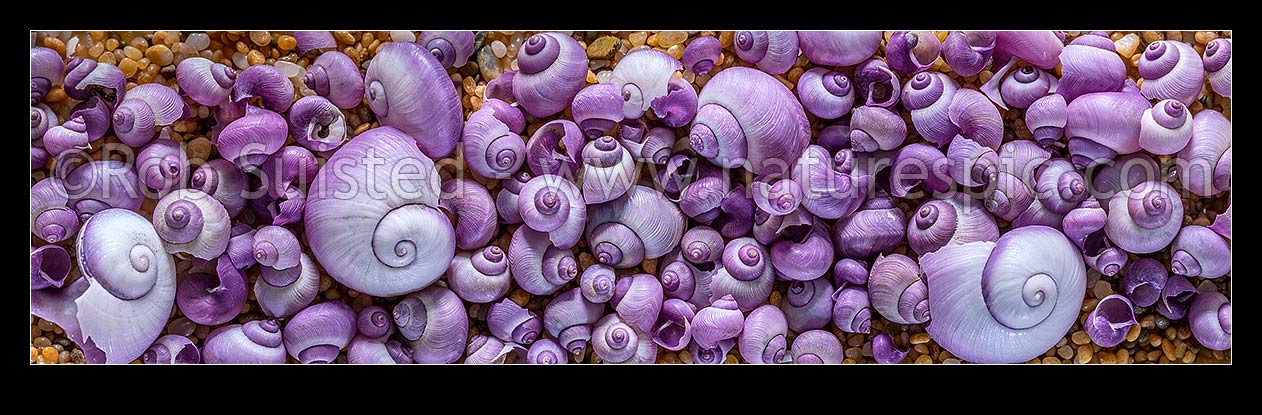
[1057,345,1074,359]
[491,41,507,58]
[656,31,687,47]
[1071,331,1091,345]
[250,31,271,47]
[167,317,196,337]
[1126,324,1141,342]
[1194,31,1217,44]
[1099,351,1117,364]
[587,36,619,60]
[910,333,931,344]
[232,52,249,69]
[390,31,416,43]
[274,60,303,78]
[915,355,933,364]
[509,289,530,307]
[628,31,647,46]
[333,31,355,45]
[247,50,265,66]
[186,137,212,161]
[1092,280,1113,298]
[477,46,502,81]
[41,347,58,364]
[1077,345,1093,364]
[276,35,297,51]
[186,33,210,51]
[1042,356,1060,364]
[1115,34,1141,59]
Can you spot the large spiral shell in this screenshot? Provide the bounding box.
[920,225,1086,363]
[304,126,454,297]
[364,41,463,159]
[31,208,176,364]
[585,185,686,268]
[688,67,810,176]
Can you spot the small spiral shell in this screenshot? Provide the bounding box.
[1189,287,1231,351]
[254,252,320,319]
[393,285,469,364]
[142,334,201,364]
[305,126,454,297]
[1175,110,1231,197]
[580,264,617,303]
[790,329,844,364]
[487,299,543,345]
[781,278,834,333]
[63,159,145,220]
[113,84,187,148]
[571,83,624,138]
[513,32,589,118]
[287,96,349,152]
[1170,225,1231,279]
[792,145,868,220]
[796,68,855,120]
[652,298,697,351]
[739,305,788,364]
[508,226,578,295]
[215,105,287,171]
[1033,158,1088,215]
[136,138,188,196]
[1138,40,1205,105]
[417,31,476,68]
[231,64,294,113]
[282,301,356,364]
[1105,181,1184,255]
[462,100,527,180]
[769,218,834,281]
[1054,36,1125,103]
[175,257,246,326]
[710,238,776,312]
[153,189,231,260]
[580,136,636,204]
[63,58,125,107]
[586,185,685,269]
[1203,39,1232,98]
[202,320,286,364]
[733,30,799,74]
[867,254,930,325]
[609,49,683,119]
[543,288,604,356]
[831,283,871,334]
[176,57,236,107]
[447,246,511,304]
[1085,294,1137,348]
[907,195,1000,255]
[941,31,995,78]
[901,71,961,147]
[592,313,658,364]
